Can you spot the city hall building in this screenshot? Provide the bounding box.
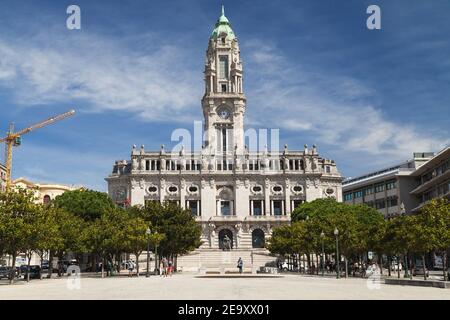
[106,7,343,271]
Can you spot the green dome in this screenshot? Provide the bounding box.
[210,6,235,41]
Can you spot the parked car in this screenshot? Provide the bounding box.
[0,266,13,279]
[0,266,21,279]
[412,262,429,277]
[20,265,42,279]
[391,262,402,271]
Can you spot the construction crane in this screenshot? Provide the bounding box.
[0,109,75,189]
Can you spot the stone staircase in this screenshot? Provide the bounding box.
[176,249,277,273]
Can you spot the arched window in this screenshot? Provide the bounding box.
[43,195,51,205]
[252,229,265,248]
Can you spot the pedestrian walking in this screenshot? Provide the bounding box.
[159,260,164,277]
[162,257,168,277]
[128,260,135,277]
[237,257,243,274]
[168,260,173,277]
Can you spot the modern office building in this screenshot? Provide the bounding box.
[409,146,449,212]
[343,152,434,218]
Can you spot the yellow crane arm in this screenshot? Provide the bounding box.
[0,109,76,189]
[13,109,76,137]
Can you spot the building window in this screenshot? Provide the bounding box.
[365,186,374,195]
[219,56,228,79]
[186,200,200,216]
[220,200,231,215]
[354,190,363,198]
[251,200,263,216]
[221,84,227,92]
[343,193,353,201]
[326,166,331,173]
[375,183,385,193]
[387,196,398,207]
[272,200,284,216]
[252,229,265,248]
[375,199,386,210]
[386,180,396,190]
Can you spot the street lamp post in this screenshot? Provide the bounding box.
[320,231,325,277]
[334,228,340,279]
[146,228,151,278]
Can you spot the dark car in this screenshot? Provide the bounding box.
[0,266,13,279]
[20,265,42,279]
[0,266,19,279]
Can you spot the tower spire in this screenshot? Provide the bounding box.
[221,5,225,16]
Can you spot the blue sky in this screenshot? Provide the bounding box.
[0,0,449,191]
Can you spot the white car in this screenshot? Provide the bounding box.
[391,263,402,271]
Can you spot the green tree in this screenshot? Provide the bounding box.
[0,187,39,284]
[121,208,150,277]
[266,224,294,256]
[420,198,450,280]
[34,206,63,279]
[53,189,115,221]
[141,202,202,265]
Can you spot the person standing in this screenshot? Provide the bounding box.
[237,257,243,274]
[167,260,173,277]
[159,260,164,277]
[128,260,135,277]
[162,257,168,277]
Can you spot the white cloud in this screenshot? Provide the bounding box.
[243,41,448,160]
[0,31,201,123]
[0,29,447,174]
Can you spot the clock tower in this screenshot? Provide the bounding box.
[202,6,246,156]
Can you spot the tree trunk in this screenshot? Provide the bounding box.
[135,253,140,277]
[379,255,383,275]
[9,253,17,284]
[344,256,348,278]
[307,254,311,275]
[397,255,401,279]
[316,254,319,275]
[47,250,53,279]
[422,255,427,281]
[26,252,32,283]
[101,257,105,278]
[39,253,44,280]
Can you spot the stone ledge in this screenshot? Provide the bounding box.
[385,278,450,289]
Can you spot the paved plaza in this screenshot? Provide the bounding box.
[0,274,449,300]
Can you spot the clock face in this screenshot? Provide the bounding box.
[218,109,230,119]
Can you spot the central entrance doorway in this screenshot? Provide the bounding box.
[218,229,233,250]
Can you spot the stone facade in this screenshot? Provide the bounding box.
[106,8,342,271]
